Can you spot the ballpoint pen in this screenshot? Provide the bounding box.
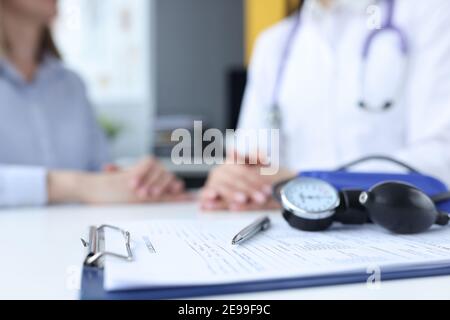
[232,216,271,245]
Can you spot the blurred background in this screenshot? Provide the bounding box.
[53,0,299,186]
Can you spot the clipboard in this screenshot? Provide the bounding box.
[79,224,450,300]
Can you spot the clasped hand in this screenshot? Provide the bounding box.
[55,153,294,209]
[48,157,190,205]
[200,152,294,211]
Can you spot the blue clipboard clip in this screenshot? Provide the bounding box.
[81,225,134,268]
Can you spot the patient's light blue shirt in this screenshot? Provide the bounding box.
[0,55,110,207]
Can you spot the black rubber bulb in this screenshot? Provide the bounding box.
[359,182,441,234]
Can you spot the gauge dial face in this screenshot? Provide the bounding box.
[281,178,340,214]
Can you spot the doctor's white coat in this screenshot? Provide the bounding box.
[238,0,450,185]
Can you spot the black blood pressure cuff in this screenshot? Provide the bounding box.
[300,171,450,212]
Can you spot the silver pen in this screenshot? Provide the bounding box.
[232,216,271,245]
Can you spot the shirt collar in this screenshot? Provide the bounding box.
[305,0,378,18]
[0,57,23,85]
[0,53,63,86]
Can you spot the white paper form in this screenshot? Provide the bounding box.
[104,218,450,291]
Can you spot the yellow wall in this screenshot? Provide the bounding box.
[244,0,300,64]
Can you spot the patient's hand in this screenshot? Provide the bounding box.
[200,154,294,212]
[89,157,187,204]
[80,171,188,205]
[48,157,189,205]
[104,157,185,200]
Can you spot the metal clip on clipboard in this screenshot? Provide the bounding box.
[81,225,133,267]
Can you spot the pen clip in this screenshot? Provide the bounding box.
[232,216,271,245]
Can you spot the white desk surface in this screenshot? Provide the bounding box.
[1,202,450,300]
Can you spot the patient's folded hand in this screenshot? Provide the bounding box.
[81,157,188,205]
[127,157,185,199]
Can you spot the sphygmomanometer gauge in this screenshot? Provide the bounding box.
[281,178,341,231]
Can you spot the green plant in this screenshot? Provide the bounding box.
[98,115,124,141]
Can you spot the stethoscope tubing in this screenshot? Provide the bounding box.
[269,0,410,126]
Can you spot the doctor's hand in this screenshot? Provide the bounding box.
[200,154,295,211]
